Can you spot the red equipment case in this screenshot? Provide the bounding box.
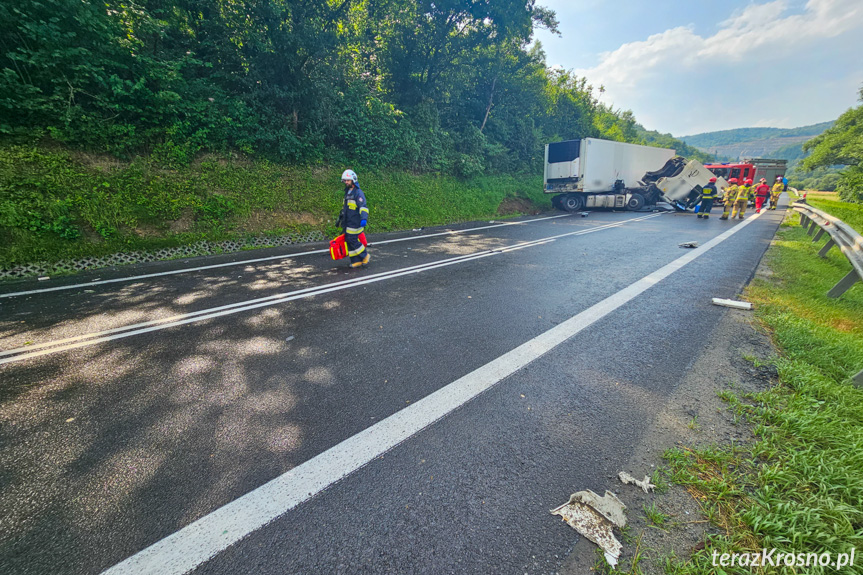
[329,233,367,260]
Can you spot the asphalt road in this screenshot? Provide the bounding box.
[0,200,787,574]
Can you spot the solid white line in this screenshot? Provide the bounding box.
[0,214,571,299]
[0,215,657,365]
[102,211,762,575]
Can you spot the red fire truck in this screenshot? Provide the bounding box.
[703,162,757,183]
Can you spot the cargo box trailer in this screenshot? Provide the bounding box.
[544,138,691,212]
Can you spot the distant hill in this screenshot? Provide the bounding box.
[680,122,834,160]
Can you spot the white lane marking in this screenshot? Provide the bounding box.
[0,214,571,299]
[102,211,762,575]
[1,215,659,365]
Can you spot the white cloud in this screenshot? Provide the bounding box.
[574,0,863,134]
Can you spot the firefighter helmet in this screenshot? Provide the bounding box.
[745,178,753,185]
[729,178,738,184]
[340,169,358,183]
[709,177,717,182]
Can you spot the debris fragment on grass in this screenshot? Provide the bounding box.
[711,298,753,310]
[551,490,626,567]
[618,471,656,493]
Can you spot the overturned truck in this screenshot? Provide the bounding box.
[544,138,726,212]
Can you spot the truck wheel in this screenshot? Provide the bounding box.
[626,193,645,211]
[561,194,583,212]
[551,195,563,210]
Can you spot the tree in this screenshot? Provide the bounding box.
[802,86,863,202]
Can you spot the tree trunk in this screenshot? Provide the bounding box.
[480,76,497,133]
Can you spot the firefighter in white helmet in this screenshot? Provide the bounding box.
[336,169,371,267]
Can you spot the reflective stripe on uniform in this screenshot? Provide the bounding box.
[360,207,369,215]
[346,226,364,234]
[347,200,358,209]
[348,243,366,257]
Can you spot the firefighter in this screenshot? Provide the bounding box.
[770,177,783,210]
[337,169,371,268]
[731,179,751,220]
[754,178,770,213]
[719,178,738,220]
[697,177,718,219]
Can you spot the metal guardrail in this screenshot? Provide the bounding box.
[792,200,863,386]
[793,201,863,297]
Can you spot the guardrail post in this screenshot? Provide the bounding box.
[818,239,836,257]
[853,369,863,388]
[799,213,808,226]
[827,270,860,298]
[807,220,819,235]
[812,228,826,242]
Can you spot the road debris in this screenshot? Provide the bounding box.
[285,335,295,342]
[678,241,699,248]
[711,298,753,310]
[578,211,589,217]
[38,276,50,281]
[618,471,655,493]
[551,490,626,567]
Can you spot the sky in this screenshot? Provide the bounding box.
[533,0,863,137]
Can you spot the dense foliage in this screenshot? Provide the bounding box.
[0,0,699,175]
[801,88,863,202]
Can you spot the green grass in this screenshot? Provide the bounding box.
[662,203,863,574]
[807,196,863,233]
[0,142,546,268]
[644,501,671,530]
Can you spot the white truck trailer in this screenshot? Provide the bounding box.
[544,138,705,212]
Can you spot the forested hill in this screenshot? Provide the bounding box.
[681,122,833,159]
[0,0,703,173]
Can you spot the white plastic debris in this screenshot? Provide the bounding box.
[712,298,753,310]
[679,241,699,248]
[618,471,656,493]
[578,211,589,217]
[38,276,50,281]
[551,490,626,567]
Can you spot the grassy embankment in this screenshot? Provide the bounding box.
[0,142,547,270]
[659,195,863,574]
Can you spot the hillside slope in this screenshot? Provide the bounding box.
[681,122,833,159]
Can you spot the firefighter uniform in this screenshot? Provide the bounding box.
[754,182,770,213]
[340,184,370,267]
[697,182,717,219]
[731,184,750,219]
[720,184,738,220]
[770,182,783,210]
